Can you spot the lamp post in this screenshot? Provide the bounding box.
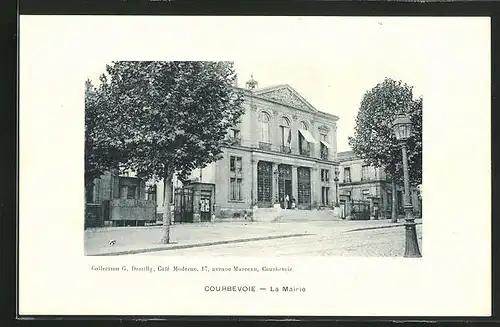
[392,114,422,258]
[334,168,340,207]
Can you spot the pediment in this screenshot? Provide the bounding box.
[254,85,317,113]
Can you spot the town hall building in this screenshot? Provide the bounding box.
[156,76,341,222]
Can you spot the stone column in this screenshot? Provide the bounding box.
[272,162,279,204]
[251,159,258,206]
[272,110,280,151]
[310,167,318,209]
[292,165,298,203]
[250,104,258,148]
[311,120,319,159]
[291,115,299,155]
[329,174,335,208]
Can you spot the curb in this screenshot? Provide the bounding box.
[346,222,422,233]
[90,233,311,256]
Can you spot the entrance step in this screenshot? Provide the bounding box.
[277,209,343,222]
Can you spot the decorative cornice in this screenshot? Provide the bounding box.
[318,125,330,133]
[223,144,339,166]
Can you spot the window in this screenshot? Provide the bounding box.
[230,156,242,174]
[321,187,330,206]
[299,121,310,156]
[230,178,243,201]
[320,144,328,160]
[319,133,329,160]
[321,169,330,182]
[127,185,137,199]
[344,167,351,183]
[280,117,291,145]
[230,129,240,139]
[280,117,291,153]
[362,165,370,180]
[260,112,271,143]
[362,189,370,200]
[235,157,242,174]
[229,156,243,200]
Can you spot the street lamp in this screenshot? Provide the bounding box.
[334,168,340,207]
[392,114,422,258]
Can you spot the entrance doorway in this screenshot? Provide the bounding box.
[278,164,292,209]
[174,188,193,223]
[200,190,212,222]
[297,167,311,209]
[257,161,273,207]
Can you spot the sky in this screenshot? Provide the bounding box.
[83,17,426,152]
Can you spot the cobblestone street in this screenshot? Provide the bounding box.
[125,222,422,257]
[85,219,422,257]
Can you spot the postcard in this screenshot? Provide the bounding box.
[18,15,491,317]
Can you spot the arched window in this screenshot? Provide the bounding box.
[300,121,308,131]
[280,117,291,149]
[260,112,271,143]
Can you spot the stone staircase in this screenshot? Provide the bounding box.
[276,209,343,222]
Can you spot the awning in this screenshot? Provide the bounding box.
[320,140,333,149]
[298,129,318,143]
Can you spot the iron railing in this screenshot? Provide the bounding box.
[259,142,272,151]
[299,148,310,157]
[280,145,292,154]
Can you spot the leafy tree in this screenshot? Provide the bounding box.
[84,79,124,192]
[89,61,244,243]
[348,78,422,222]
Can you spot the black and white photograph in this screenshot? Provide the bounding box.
[19,15,490,317]
[84,60,423,257]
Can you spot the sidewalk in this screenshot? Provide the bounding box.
[84,221,311,256]
[84,219,422,256]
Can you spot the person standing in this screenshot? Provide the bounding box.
[285,194,289,210]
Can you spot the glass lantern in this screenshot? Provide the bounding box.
[392,114,412,141]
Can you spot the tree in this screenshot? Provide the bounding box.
[89,61,244,243]
[348,78,422,223]
[84,79,124,192]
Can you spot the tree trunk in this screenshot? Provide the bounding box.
[160,172,174,244]
[391,180,398,223]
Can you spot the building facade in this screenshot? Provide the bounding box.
[337,150,421,219]
[157,76,340,221]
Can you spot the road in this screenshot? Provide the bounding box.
[126,222,422,257]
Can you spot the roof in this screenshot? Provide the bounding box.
[236,84,339,121]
